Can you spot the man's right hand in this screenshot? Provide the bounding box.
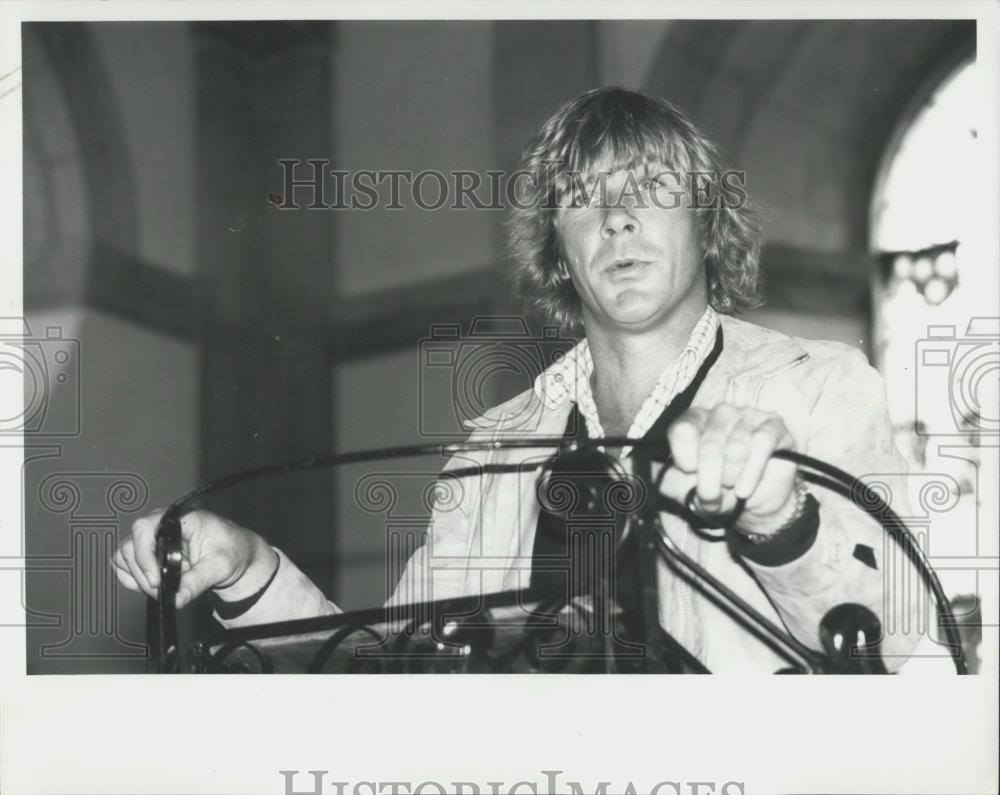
[110,510,278,609]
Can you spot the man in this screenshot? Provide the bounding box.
[112,88,922,672]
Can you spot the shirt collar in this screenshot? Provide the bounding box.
[533,306,720,430]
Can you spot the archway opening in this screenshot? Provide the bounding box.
[870,57,994,673]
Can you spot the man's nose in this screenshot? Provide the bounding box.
[600,197,641,238]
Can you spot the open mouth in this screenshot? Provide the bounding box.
[607,258,648,274]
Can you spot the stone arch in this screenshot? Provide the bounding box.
[23,23,139,303]
[643,20,975,254]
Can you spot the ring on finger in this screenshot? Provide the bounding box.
[685,486,746,529]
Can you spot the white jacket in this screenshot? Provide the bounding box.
[220,316,926,672]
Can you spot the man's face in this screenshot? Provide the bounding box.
[555,162,707,334]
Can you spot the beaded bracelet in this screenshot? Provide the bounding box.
[733,478,811,544]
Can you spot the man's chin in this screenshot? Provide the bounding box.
[607,308,666,332]
[610,293,667,323]
[582,294,674,332]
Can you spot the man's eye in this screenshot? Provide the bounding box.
[566,192,598,208]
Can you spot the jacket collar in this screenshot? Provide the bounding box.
[466,315,810,438]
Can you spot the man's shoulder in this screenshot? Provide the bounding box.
[719,314,870,371]
[718,316,886,430]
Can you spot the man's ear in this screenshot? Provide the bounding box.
[556,260,570,280]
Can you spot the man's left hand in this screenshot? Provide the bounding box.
[663,403,799,535]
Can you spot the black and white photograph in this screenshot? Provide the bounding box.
[1,2,997,794]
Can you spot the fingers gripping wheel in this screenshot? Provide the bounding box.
[153,512,184,673]
[156,513,183,594]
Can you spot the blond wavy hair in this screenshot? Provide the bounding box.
[507,87,764,332]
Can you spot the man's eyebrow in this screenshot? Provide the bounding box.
[554,158,685,192]
[557,171,605,196]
